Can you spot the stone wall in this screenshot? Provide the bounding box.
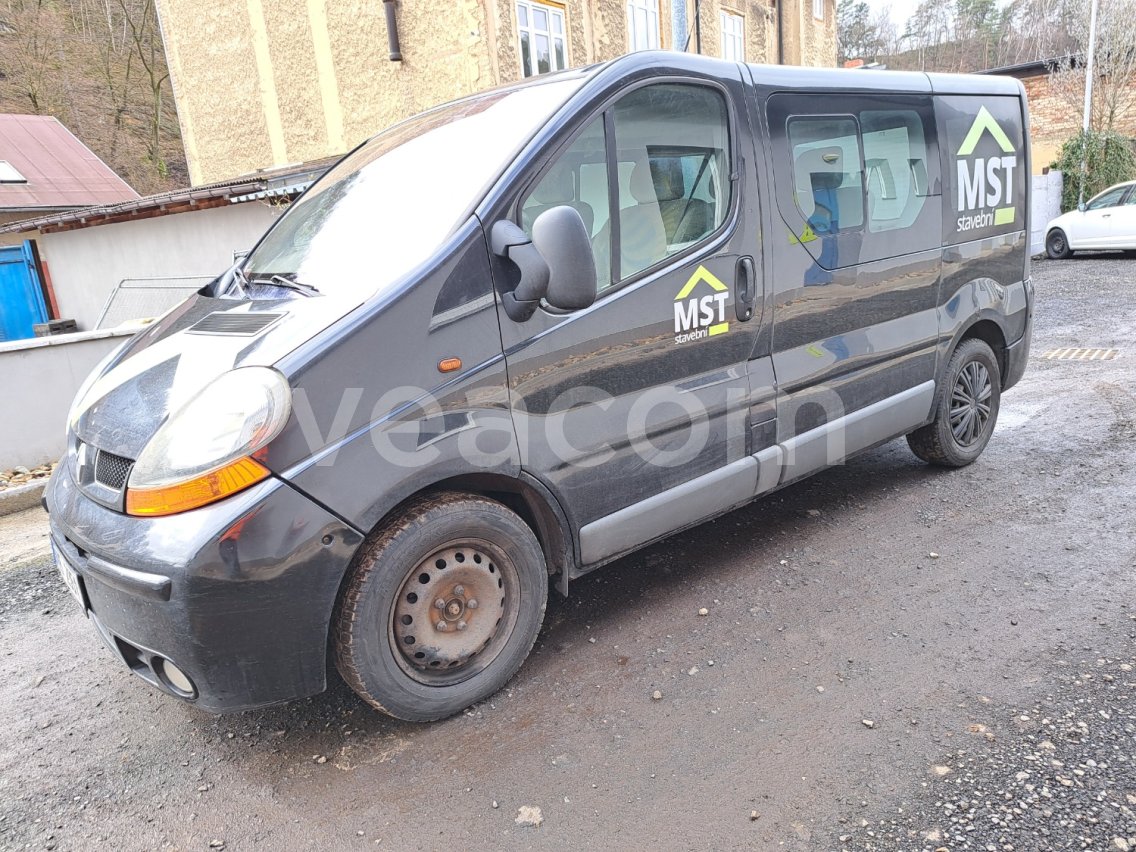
[156,0,838,186]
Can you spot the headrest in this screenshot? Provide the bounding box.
[649,159,685,202]
[630,160,658,204]
[532,167,575,204]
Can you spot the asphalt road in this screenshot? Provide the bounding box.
[1,256,1134,852]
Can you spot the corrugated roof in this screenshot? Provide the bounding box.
[0,114,139,211]
[0,156,336,235]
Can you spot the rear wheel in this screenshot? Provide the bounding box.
[1046,228,1073,259]
[334,492,547,721]
[907,338,1001,468]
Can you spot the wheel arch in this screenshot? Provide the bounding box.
[957,318,1008,385]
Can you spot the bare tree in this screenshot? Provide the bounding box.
[1050,0,1136,132]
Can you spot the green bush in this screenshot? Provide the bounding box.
[1051,130,1136,212]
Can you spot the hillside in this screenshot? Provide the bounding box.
[0,0,187,197]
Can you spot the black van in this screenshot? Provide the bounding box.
[46,52,1033,721]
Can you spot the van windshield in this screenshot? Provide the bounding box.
[242,77,584,298]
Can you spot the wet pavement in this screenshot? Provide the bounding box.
[1,255,1133,851]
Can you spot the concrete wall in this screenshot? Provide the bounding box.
[34,202,282,331]
[0,329,136,469]
[156,0,838,186]
[1032,170,1063,255]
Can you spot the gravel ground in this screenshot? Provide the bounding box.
[0,254,1134,852]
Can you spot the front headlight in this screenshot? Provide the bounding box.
[126,367,291,517]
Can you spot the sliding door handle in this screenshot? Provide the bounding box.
[735,255,756,322]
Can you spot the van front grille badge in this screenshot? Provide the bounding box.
[1040,347,1119,362]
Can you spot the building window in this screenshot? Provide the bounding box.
[627,0,661,51]
[0,161,27,183]
[720,11,744,61]
[517,0,567,77]
[812,0,824,20]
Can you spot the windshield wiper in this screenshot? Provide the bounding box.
[249,273,321,297]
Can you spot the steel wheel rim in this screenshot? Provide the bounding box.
[389,540,518,687]
[1050,233,1066,253]
[949,360,993,447]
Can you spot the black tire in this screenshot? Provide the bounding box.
[907,338,1001,468]
[334,491,547,722]
[1046,228,1073,259]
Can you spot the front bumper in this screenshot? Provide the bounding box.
[45,458,363,712]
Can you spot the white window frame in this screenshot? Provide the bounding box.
[626,0,661,52]
[0,160,27,183]
[813,0,825,20]
[720,10,744,62]
[517,0,567,78]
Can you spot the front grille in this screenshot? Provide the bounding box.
[187,311,283,336]
[94,449,133,490]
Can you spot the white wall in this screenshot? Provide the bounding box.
[0,329,136,469]
[1031,171,1063,257]
[35,202,282,330]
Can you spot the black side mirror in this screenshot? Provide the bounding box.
[532,206,597,312]
[490,206,597,322]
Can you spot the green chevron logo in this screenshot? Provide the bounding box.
[957,106,1016,157]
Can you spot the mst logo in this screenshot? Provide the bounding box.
[674,265,729,344]
[955,106,1018,233]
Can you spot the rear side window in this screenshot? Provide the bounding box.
[787,117,864,234]
[768,93,941,268]
[862,110,929,232]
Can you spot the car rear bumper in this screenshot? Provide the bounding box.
[44,458,363,713]
[1003,276,1034,392]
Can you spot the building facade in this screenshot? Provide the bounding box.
[156,0,836,185]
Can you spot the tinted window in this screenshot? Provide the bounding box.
[769,93,941,267]
[788,117,864,234]
[862,110,928,232]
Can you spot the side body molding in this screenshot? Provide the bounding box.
[577,382,935,568]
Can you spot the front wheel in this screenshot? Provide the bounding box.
[334,492,548,721]
[908,338,1001,467]
[1046,228,1073,259]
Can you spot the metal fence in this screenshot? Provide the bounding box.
[94,276,214,330]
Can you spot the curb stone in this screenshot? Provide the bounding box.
[0,480,47,517]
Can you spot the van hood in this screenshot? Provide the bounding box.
[71,294,359,460]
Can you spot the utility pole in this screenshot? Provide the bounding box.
[1078,0,1099,208]
[694,0,701,54]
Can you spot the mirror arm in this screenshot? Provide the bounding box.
[490,221,550,322]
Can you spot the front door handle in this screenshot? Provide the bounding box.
[735,255,756,322]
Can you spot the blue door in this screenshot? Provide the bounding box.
[0,242,48,342]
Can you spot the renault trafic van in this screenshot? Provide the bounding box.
[45,53,1033,721]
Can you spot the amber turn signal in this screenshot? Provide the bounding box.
[126,456,270,517]
[438,357,462,373]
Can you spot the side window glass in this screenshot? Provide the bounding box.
[862,110,928,232]
[520,117,612,291]
[1088,187,1125,210]
[610,84,731,281]
[787,117,864,235]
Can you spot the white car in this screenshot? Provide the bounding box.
[1045,180,1136,258]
